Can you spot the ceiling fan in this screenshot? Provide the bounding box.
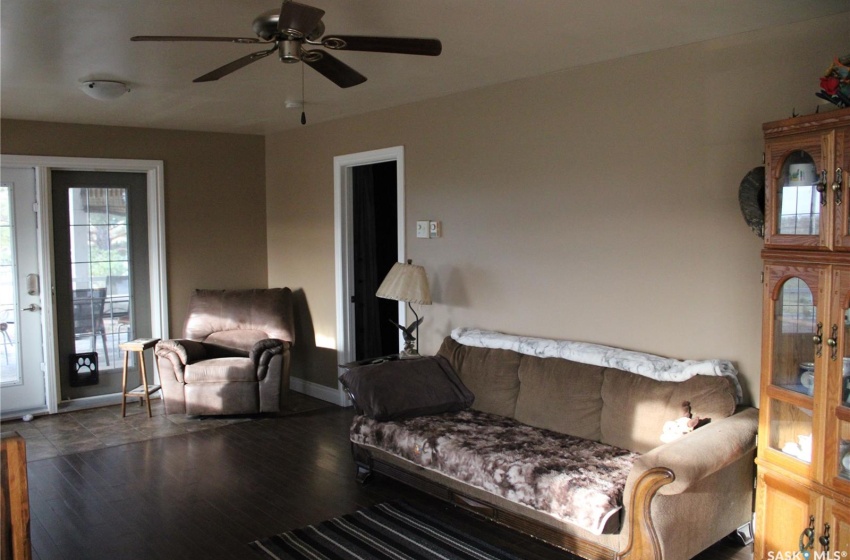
[131,1,442,88]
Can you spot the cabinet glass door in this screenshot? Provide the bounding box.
[832,269,850,485]
[835,128,850,251]
[766,266,822,467]
[779,151,821,236]
[771,275,820,397]
[765,135,828,249]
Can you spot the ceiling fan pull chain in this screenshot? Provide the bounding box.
[301,60,307,125]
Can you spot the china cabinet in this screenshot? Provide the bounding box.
[755,107,850,559]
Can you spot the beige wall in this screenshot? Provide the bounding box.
[1,120,268,334]
[266,13,850,405]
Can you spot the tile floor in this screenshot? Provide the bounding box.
[1,391,334,461]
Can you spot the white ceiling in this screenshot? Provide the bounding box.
[2,0,849,135]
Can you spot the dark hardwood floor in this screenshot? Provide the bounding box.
[23,403,752,560]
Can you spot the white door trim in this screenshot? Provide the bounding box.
[0,155,167,414]
[333,146,405,406]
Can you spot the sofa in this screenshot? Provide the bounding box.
[155,288,294,416]
[346,329,758,560]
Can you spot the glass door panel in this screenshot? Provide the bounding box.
[835,127,850,250]
[772,276,819,396]
[843,303,850,409]
[769,399,814,463]
[765,134,828,249]
[69,187,130,370]
[0,185,19,385]
[839,420,850,482]
[834,269,850,483]
[778,150,821,236]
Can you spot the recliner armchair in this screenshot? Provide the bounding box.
[155,288,294,415]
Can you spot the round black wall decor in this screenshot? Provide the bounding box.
[738,166,766,238]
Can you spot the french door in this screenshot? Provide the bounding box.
[0,167,46,416]
[52,171,152,400]
[0,155,167,416]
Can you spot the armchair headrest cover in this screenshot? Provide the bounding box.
[183,288,295,350]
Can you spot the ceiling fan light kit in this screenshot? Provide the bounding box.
[131,0,442,89]
[79,80,130,101]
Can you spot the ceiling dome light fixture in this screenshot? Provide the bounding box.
[79,80,130,101]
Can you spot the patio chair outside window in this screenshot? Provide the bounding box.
[73,288,109,366]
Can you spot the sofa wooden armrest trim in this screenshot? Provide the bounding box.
[617,467,674,560]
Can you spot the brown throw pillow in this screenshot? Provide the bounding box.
[339,356,475,421]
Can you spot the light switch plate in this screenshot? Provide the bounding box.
[429,221,441,238]
[416,221,430,238]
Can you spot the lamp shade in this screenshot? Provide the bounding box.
[376,262,431,305]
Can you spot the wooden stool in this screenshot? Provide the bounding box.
[120,338,161,418]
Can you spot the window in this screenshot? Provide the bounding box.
[68,187,132,368]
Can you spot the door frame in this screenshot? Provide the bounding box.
[334,146,405,405]
[0,155,167,414]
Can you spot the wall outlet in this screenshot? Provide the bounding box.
[416,221,430,238]
[429,221,441,238]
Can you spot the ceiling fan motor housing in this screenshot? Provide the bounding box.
[252,9,325,42]
[253,10,281,41]
[279,40,301,63]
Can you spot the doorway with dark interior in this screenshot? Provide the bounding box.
[352,161,399,360]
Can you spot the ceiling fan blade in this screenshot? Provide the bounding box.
[322,36,442,56]
[131,35,263,44]
[193,46,277,82]
[277,1,325,38]
[302,50,366,88]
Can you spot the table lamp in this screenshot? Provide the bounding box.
[376,260,431,356]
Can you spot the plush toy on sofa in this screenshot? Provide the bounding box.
[660,401,708,443]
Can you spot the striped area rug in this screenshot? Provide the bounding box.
[249,501,527,560]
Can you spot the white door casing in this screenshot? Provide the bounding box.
[334,146,405,406]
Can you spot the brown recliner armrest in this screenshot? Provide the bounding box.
[250,338,290,381]
[156,339,209,363]
[155,339,197,384]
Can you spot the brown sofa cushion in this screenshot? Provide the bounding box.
[514,355,605,441]
[339,356,474,422]
[437,337,521,418]
[600,367,737,454]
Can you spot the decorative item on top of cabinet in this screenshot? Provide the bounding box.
[755,107,850,560]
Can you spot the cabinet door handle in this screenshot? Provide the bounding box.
[833,167,843,206]
[800,515,816,553]
[819,523,831,553]
[817,170,828,206]
[828,323,839,360]
[814,322,824,357]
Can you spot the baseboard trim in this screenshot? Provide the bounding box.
[290,377,348,406]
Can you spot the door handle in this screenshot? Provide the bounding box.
[22,304,41,312]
